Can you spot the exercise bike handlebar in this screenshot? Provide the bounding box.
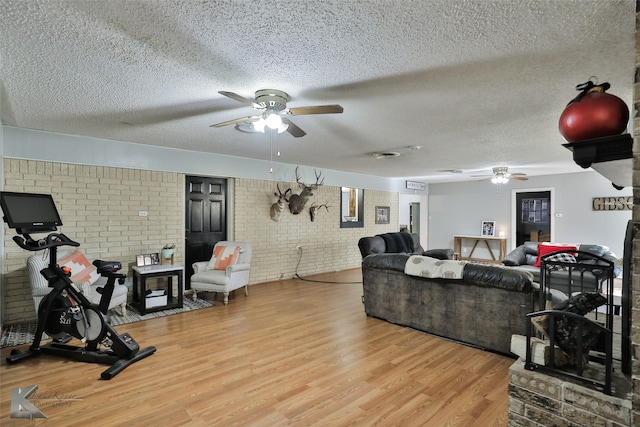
[13,232,80,251]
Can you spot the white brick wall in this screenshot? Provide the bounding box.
[233,179,398,284]
[3,159,183,323]
[2,160,398,324]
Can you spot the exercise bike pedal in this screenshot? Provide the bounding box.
[109,332,140,359]
[53,334,73,344]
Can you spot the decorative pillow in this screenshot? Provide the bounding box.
[543,252,577,271]
[57,250,100,284]
[207,245,241,271]
[422,248,454,260]
[534,244,577,267]
[502,245,526,266]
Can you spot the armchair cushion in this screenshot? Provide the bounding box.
[207,244,241,270]
[27,249,128,315]
[57,250,101,284]
[191,241,252,305]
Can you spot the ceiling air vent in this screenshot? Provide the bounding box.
[372,152,400,159]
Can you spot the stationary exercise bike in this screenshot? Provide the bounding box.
[1,191,156,379]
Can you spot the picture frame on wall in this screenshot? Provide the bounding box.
[481,221,496,236]
[375,206,390,224]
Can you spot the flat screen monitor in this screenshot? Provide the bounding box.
[0,191,63,232]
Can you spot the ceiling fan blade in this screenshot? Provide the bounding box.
[218,91,262,109]
[282,118,306,138]
[509,173,527,176]
[287,104,344,115]
[210,115,260,128]
[509,176,529,181]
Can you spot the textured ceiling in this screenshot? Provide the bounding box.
[0,0,635,183]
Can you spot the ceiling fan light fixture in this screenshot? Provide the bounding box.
[253,118,267,133]
[276,121,289,134]
[491,176,508,184]
[264,111,283,130]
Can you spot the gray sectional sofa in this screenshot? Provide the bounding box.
[502,242,620,297]
[361,253,536,355]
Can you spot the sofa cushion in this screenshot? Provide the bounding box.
[362,253,410,272]
[462,263,534,292]
[377,232,414,253]
[577,244,608,258]
[523,241,539,254]
[502,245,527,266]
[422,248,454,260]
[358,236,386,257]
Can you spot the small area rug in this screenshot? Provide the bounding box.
[0,298,213,349]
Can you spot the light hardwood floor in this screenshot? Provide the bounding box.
[0,268,513,426]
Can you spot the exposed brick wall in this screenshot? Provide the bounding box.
[509,363,632,426]
[233,179,397,284]
[2,160,398,324]
[2,159,183,323]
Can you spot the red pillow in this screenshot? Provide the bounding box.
[534,244,577,267]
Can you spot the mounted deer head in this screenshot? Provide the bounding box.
[288,166,324,215]
[309,202,330,222]
[270,183,291,222]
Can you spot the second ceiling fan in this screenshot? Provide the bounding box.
[210,89,343,138]
[473,166,529,184]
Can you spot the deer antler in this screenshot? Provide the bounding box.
[312,169,325,188]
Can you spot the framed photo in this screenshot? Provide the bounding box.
[481,221,496,237]
[136,253,160,267]
[375,206,390,224]
[150,253,159,265]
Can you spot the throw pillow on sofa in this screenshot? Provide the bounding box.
[543,252,577,271]
[534,244,577,267]
[502,245,527,266]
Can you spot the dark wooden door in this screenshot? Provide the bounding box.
[185,176,227,288]
[515,190,551,246]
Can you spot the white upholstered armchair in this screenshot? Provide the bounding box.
[190,241,252,305]
[27,249,128,317]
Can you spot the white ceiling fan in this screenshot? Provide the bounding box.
[472,166,529,184]
[210,89,344,138]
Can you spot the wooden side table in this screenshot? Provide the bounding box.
[132,264,184,315]
[453,235,507,263]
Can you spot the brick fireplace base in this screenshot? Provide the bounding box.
[508,359,632,426]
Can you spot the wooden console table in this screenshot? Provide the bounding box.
[453,235,507,263]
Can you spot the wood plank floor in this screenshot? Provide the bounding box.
[0,269,513,426]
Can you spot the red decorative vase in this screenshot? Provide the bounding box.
[558,81,629,143]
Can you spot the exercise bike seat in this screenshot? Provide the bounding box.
[92,260,122,275]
